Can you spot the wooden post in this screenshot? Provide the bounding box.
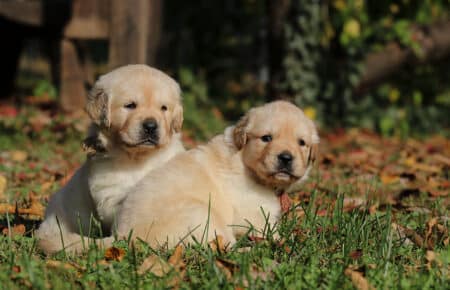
[60,39,86,112]
[267,0,291,100]
[109,0,150,68]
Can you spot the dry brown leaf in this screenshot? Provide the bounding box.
[168,245,184,267]
[46,260,83,271]
[215,259,236,281]
[380,173,399,185]
[138,255,173,276]
[343,197,366,210]
[344,267,374,290]
[349,249,363,260]
[2,224,26,236]
[247,259,279,285]
[104,247,125,262]
[0,203,44,217]
[0,175,7,200]
[392,223,425,248]
[432,154,450,166]
[279,192,292,214]
[209,235,226,253]
[9,150,28,162]
[40,181,53,192]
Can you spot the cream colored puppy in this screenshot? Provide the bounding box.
[115,101,319,247]
[36,65,185,254]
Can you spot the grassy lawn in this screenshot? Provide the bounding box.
[0,105,448,289]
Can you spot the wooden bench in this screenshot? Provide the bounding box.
[0,0,161,112]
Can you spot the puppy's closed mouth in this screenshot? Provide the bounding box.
[270,170,299,181]
[125,139,159,147]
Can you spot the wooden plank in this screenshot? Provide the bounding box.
[146,0,162,65]
[109,0,150,68]
[64,18,109,39]
[60,39,86,112]
[64,0,109,39]
[0,0,43,26]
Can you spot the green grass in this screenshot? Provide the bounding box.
[0,196,448,289]
[0,108,448,289]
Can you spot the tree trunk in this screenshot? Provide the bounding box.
[355,20,450,94]
[266,0,291,100]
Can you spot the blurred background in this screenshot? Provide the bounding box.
[1,0,449,140]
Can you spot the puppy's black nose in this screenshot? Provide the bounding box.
[278,151,293,167]
[142,118,158,134]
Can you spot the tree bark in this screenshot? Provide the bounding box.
[355,20,450,94]
[267,0,291,100]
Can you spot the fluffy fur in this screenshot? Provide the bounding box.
[36,65,185,254]
[114,101,319,248]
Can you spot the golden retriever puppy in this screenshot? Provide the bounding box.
[115,101,319,247]
[36,64,185,254]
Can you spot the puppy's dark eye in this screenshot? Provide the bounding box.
[161,105,168,111]
[261,135,272,142]
[298,139,306,146]
[124,102,137,109]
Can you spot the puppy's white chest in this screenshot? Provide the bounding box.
[88,159,150,225]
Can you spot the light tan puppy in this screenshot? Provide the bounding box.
[36,65,185,254]
[115,101,319,247]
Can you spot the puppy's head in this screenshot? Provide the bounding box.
[233,101,319,189]
[85,65,183,154]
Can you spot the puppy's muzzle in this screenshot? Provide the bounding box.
[277,151,293,171]
[141,118,159,144]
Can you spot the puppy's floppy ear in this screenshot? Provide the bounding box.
[233,114,250,150]
[308,134,320,166]
[85,86,110,128]
[171,103,184,133]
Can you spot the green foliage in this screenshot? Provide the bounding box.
[178,68,226,140]
[160,0,449,136]
[282,0,450,134]
[32,80,57,100]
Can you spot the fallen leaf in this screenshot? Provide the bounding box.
[2,224,26,236]
[138,255,172,276]
[0,175,7,200]
[12,265,21,273]
[0,203,44,217]
[380,174,399,185]
[9,150,28,162]
[279,192,292,214]
[209,235,226,253]
[349,249,363,260]
[168,245,184,267]
[46,260,82,271]
[104,247,125,262]
[215,258,238,281]
[392,223,424,248]
[344,266,374,290]
[0,105,18,117]
[40,181,53,192]
[247,259,279,285]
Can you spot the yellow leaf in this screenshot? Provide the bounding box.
[380,173,399,185]
[388,88,400,103]
[333,0,346,11]
[304,107,316,120]
[343,19,361,38]
[389,4,399,14]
